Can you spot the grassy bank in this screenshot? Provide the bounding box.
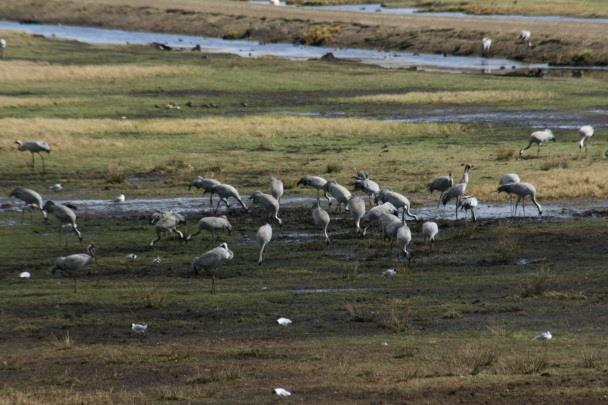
[1,0,607,65]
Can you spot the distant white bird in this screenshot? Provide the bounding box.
[15,140,51,171]
[152,256,162,264]
[533,331,552,342]
[49,183,64,192]
[277,317,292,326]
[481,37,492,57]
[131,323,148,334]
[519,30,532,46]
[0,38,6,58]
[382,268,397,278]
[269,0,282,5]
[520,129,555,156]
[113,193,125,203]
[273,388,291,397]
[578,125,594,151]
[256,223,273,266]
[127,253,137,261]
[19,271,31,279]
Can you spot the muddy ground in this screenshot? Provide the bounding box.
[1,0,607,66]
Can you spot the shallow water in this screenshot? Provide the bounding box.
[311,3,608,24]
[0,20,548,72]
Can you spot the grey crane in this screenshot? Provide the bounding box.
[481,37,492,57]
[324,180,352,212]
[0,38,5,58]
[187,215,232,241]
[15,140,51,171]
[211,183,248,212]
[52,243,96,275]
[297,175,330,203]
[578,125,594,151]
[9,187,47,222]
[347,196,366,234]
[499,173,521,214]
[379,213,412,261]
[43,201,82,243]
[421,221,439,252]
[149,211,186,246]
[269,176,284,203]
[191,242,234,293]
[360,202,398,236]
[352,171,380,203]
[375,188,418,222]
[256,223,272,265]
[519,129,555,157]
[457,195,479,221]
[311,202,330,245]
[188,176,221,205]
[427,171,453,207]
[249,191,282,225]
[497,182,542,216]
[441,164,472,219]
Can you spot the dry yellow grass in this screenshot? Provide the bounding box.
[336,90,555,105]
[0,96,81,108]
[0,61,196,82]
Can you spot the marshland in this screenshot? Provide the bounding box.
[0,1,608,403]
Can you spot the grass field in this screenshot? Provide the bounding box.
[1,30,608,404]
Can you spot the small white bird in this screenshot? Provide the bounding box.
[533,331,552,341]
[382,268,397,278]
[113,193,125,203]
[273,388,291,397]
[481,37,492,57]
[269,0,282,5]
[277,317,292,326]
[152,256,161,264]
[19,271,31,279]
[49,183,63,192]
[127,253,137,261]
[578,125,594,151]
[131,323,148,334]
[0,38,6,58]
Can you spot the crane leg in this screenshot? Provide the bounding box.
[31,153,36,169]
[211,275,216,294]
[40,154,46,173]
[522,197,526,216]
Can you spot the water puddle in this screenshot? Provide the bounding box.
[310,3,608,24]
[0,20,552,72]
[289,287,375,294]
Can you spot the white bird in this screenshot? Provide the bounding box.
[481,37,492,57]
[457,195,479,221]
[578,125,594,151]
[127,253,137,261]
[149,211,186,246]
[532,331,552,342]
[382,268,397,278]
[131,323,148,334]
[15,140,51,171]
[43,201,82,242]
[347,196,366,234]
[422,221,439,252]
[0,38,6,58]
[191,242,235,293]
[311,202,331,245]
[19,271,31,279]
[52,243,96,274]
[49,183,64,192]
[427,171,453,207]
[188,176,221,205]
[9,187,47,222]
[249,191,282,225]
[375,188,418,222]
[187,216,232,241]
[269,176,284,203]
[519,129,555,156]
[277,317,292,326]
[498,182,542,216]
[324,180,352,212]
[256,223,273,266]
[273,388,291,397]
[297,175,330,203]
[211,183,248,212]
[519,30,532,47]
[152,256,162,264]
[113,193,125,203]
